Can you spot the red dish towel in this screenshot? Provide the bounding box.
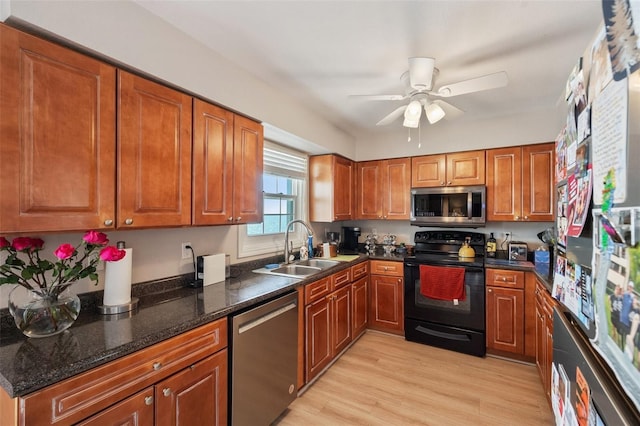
[419,264,466,301]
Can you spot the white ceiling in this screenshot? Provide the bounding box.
[134,0,603,137]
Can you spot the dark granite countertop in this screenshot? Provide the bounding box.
[0,255,368,398]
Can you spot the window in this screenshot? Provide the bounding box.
[238,141,308,258]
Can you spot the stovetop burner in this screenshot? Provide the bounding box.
[410,230,486,267]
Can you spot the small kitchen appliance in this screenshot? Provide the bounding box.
[341,226,361,254]
[508,241,528,261]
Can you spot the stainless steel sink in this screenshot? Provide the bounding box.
[295,259,340,269]
[269,265,320,276]
[253,258,340,279]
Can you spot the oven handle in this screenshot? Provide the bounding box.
[404,262,484,274]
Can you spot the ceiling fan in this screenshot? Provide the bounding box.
[353,57,508,128]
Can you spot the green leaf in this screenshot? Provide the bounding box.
[0,276,19,284]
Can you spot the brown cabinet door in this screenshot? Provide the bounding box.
[77,388,154,426]
[411,154,446,187]
[117,71,192,228]
[333,156,354,220]
[305,297,332,381]
[486,286,524,354]
[192,99,234,225]
[309,154,353,222]
[522,143,554,221]
[486,146,522,221]
[369,275,404,334]
[352,276,369,338]
[535,296,546,387]
[356,161,383,219]
[0,25,116,233]
[544,295,555,402]
[156,350,228,426]
[446,150,486,186]
[332,285,352,356]
[383,158,411,219]
[232,115,263,224]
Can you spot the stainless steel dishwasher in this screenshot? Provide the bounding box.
[231,291,298,425]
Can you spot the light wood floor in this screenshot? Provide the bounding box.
[275,331,553,425]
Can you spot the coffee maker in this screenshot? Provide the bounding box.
[341,227,361,254]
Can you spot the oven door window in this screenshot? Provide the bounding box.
[414,284,472,313]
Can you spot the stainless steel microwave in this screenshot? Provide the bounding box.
[410,185,486,227]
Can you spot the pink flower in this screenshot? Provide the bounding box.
[0,237,9,249]
[83,230,109,246]
[99,246,126,262]
[12,237,35,252]
[30,238,44,251]
[54,243,75,260]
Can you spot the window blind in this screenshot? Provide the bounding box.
[263,140,307,179]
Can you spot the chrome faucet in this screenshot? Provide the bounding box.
[284,219,314,264]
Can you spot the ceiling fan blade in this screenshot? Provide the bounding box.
[408,57,436,90]
[433,100,464,120]
[349,94,407,101]
[376,105,407,126]
[435,71,508,97]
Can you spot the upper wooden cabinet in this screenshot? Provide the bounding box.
[309,154,354,222]
[117,71,193,228]
[486,142,554,222]
[192,100,263,225]
[0,24,116,233]
[356,158,411,220]
[232,115,264,224]
[411,150,485,187]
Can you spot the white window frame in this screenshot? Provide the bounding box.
[237,141,308,258]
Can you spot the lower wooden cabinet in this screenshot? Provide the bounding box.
[485,268,537,361]
[305,283,352,382]
[5,319,228,425]
[369,260,404,335]
[535,278,556,405]
[352,276,369,338]
[303,264,372,384]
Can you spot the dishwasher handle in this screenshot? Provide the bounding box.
[238,301,297,335]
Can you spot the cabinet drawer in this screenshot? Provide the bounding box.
[486,268,524,289]
[332,268,351,291]
[305,277,332,305]
[370,260,403,277]
[20,318,227,425]
[351,261,369,281]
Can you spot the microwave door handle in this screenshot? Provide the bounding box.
[467,192,473,220]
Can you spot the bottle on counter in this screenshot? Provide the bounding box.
[307,235,314,259]
[486,232,497,258]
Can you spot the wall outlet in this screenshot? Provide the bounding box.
[181,242,192,260]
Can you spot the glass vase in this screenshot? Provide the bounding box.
[8,285,81,338]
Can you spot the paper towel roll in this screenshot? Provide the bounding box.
[103,248,132,306]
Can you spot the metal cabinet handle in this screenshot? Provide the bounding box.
[236,217,242,222]
[144,396,154,405]
[124,218,133,225]
[104,219,113,226]
[524,216,529,220]
[447,181,452,185]
[515,215,520,220]
[228,216,233,222]
[440,181,445,185]
[153,362,162,371]
[163,388,171,397]
[488,288,493,293]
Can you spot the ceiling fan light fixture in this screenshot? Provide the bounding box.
[425,102,446,124]
[403,100,422,128]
